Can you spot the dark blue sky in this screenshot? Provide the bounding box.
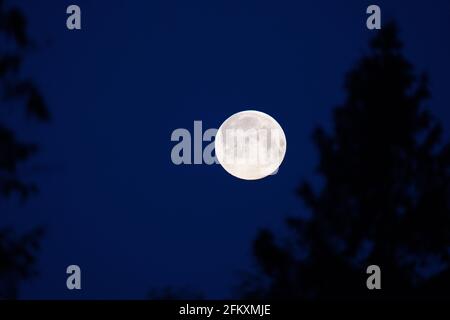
[2,0,449,299]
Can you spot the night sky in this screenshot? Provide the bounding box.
[2,0,449,299]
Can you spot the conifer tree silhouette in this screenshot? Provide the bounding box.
[0,0,48,299]
[243,24,450,299]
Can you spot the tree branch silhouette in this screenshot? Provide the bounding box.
[0,0,48,299]
[242,23,450,299]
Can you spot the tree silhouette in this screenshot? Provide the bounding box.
[243,24,450,299]
[0,0,48,299]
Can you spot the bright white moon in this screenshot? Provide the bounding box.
[215,110,287,180]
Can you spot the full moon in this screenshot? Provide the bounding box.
[215,110,287,180]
